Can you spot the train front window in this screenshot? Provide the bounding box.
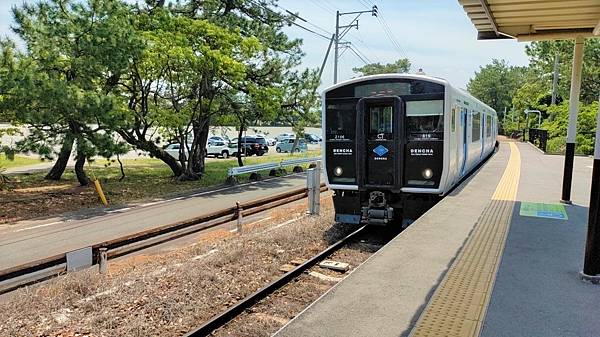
[406,100,444,140]
[326,100,357,140]
[368,105,393,140]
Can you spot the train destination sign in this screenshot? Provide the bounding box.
[519,202,568,220]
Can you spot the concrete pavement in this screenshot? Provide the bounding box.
[275,142,511,337]
[275,142,597,337]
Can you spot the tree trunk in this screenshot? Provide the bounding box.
[45,133,74,181]
[74,152,90,186]
[117,130,183,177]
[237,125,244,167]
[191,120,209,174]
[178,118,209,181]
[117,153,125,181]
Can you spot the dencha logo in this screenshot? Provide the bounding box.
[333,148,353,156]
[373,145,389,157]
[410,148,434,156]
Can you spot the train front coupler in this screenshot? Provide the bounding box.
[362,191,394,225]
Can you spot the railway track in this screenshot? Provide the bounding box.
[0,184,326,295]
[182,224,396,337]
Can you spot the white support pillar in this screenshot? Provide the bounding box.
[561,35,585,204]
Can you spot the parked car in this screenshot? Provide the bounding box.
[206,140,231,158]
[275,138,308,153]
[304,133,321,144]
[208,135,229,143]
[229,136,269,156]
[164,143,188,159]
[275,133,295,141]
[256,134,276,146]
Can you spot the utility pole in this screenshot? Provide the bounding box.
[319,34,335,82]
[333,6,378,84]
[551,53,559,105]
[334,11,340,84]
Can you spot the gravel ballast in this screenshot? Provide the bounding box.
[0,197,369,337]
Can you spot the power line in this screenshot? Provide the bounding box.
[247,0,333,41]
[288,20,332,40]
[276,4,333,36]
[355,0,409,60]
[347,45,370,65]
[308,0,336,15]
[320,0,340,14]
[351,44,373,64]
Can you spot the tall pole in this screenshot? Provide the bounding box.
[333,11,340,84]
[318,34,335,82]
[332,7,375,84]
[561,36,585,204]
[551,53,559,105]
[581,93,600,283]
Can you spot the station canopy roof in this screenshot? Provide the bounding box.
[458,0,600,41]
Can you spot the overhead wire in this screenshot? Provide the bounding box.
[247,0,333,41]
[347,46,370,65]
[308,0,336,15]
[356,0,409,60]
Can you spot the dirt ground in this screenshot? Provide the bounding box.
[0,197,372,337]
[0,184,98,224]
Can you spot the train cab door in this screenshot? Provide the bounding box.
[356,96,404,192]
[460,108,468,176]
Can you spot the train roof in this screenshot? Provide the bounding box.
[323,73,496,114]
[323,73,448,93]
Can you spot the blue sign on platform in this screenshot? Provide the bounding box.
[520,202,568,220]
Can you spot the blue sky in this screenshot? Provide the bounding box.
[0,0,531,90]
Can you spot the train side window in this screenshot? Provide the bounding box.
[472,112,481,142]
[486,115,492,138]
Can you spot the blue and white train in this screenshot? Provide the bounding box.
[322,74,497,225]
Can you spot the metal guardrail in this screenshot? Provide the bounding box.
[0,184,326,294]
[227,157,320,177]
[528,128,548,152]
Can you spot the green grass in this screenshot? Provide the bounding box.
[0,155,44,169]
[11,150,322,205]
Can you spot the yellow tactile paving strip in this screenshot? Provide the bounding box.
[410,142,521,337]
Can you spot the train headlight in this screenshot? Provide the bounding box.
[334,166,343,176]
[422,168,433,179]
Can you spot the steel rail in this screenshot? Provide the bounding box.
[183,225,367,337]
[0,184,326,294]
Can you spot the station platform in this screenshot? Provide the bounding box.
[275,141,600,337]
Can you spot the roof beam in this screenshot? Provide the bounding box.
[478,0,499,35]
[594,20,600,35]
[517,30,594,42]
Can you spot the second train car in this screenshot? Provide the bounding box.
[323,74,497,225]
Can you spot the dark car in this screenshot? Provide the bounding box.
[229,136,269,156]
[304,133,321,144]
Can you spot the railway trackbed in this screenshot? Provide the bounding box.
[0,184,326,295]
[184,225,399,337]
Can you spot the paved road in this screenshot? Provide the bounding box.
[0,174,310,271]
